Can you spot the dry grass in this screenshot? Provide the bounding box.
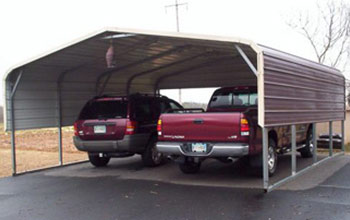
[346,143,350,153]
[0,123,87,178]
[0,148,87,177]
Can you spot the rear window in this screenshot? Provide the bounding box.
[79,100,128,120]
[208,91,257,109]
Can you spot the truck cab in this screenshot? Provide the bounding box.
[156,87,313,176]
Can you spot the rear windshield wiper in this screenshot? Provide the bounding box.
[97,115,108,120]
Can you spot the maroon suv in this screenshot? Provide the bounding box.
[73,94,182,167]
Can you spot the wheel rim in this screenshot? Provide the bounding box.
[267,146,276,172]
[308,133,314,152]
[151,143,162,164]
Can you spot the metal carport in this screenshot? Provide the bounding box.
[3,27,346,191]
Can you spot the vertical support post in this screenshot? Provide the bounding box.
[329,121,333,156]
[291,125,296,175]
[312,123,317,163]
[178,88,182,104]
[10,70,23,176]
[58,124,63,165]
[262,127,269,191]
[10,96,16,175]
[57,83,63,165]
[341,120,345,152]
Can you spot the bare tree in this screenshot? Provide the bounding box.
[288,0,349,105]
[288,0,349,69]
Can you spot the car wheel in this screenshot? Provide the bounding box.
[249,138,277,177]
[179,159,201,174]
[142,137,163,167]
[88,153,110,167]
[300,130,314,158]
[267,138,277,176]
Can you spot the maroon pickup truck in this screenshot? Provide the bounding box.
[156,86,314,176]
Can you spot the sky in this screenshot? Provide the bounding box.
[0,0,348,105]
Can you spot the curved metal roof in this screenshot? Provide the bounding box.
[3,27,345,131]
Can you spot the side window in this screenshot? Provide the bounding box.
[210,92,232,108]
[160,100,171,113]
[169,101,181,111]
[249,93,258,105]
[233,93,249,106]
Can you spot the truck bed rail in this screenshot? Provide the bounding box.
[167,108,205,113]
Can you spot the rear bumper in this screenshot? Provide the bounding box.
[73,134,149,153]
[156,142,249,157]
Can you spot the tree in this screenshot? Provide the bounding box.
[288,0,350,105]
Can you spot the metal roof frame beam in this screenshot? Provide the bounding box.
[125,51,208,95]
[10,70,23,98]
[10,70,23,176]
[154,56,234,91]
[56,37,159,86]
[234,44,257,76]
[96,45,191,96]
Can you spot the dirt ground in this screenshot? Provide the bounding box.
[0,124,87,177]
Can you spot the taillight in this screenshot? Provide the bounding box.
[240,115,250,136]
[157,119,162,136]
[125,120,137,135]
[74,122,79,136]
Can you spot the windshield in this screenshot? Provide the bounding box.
[79,100,128,120]
[208,91,257,109]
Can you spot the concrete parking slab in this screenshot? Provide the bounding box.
[44,154,349,191]
[0,156,350,220]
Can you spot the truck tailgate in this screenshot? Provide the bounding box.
[159,113,241,142]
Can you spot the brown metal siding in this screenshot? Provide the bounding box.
[262,47,345,127]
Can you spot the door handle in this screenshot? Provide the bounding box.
[193,119,204,124]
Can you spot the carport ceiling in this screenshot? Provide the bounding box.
[3,28,259,130]
[3,27,345,131]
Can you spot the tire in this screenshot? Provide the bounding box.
[249,138,277,177]
[267,138,278,176]
[179,159,201,174]
[88,154,110,167]
[142,137,163,167]
[300,130,314,158]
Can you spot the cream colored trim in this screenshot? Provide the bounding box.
[2,79,7,131]
[104,27,261,54]
[2,27,261,83]
[2,27,263,131]
[2,28,108,83]
[257,51,265,127]
[2,28,108,131]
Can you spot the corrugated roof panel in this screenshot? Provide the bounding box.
[3,28,345,131]
[262,46,345,126]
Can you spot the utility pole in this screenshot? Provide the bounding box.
[165,0,188,32]
[165,0,188,104]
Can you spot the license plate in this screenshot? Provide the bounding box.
[192,143,207,153]
[94,125,106,134]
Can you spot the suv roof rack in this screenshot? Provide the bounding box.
[92,93,170,101]
[129,93,169,99]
